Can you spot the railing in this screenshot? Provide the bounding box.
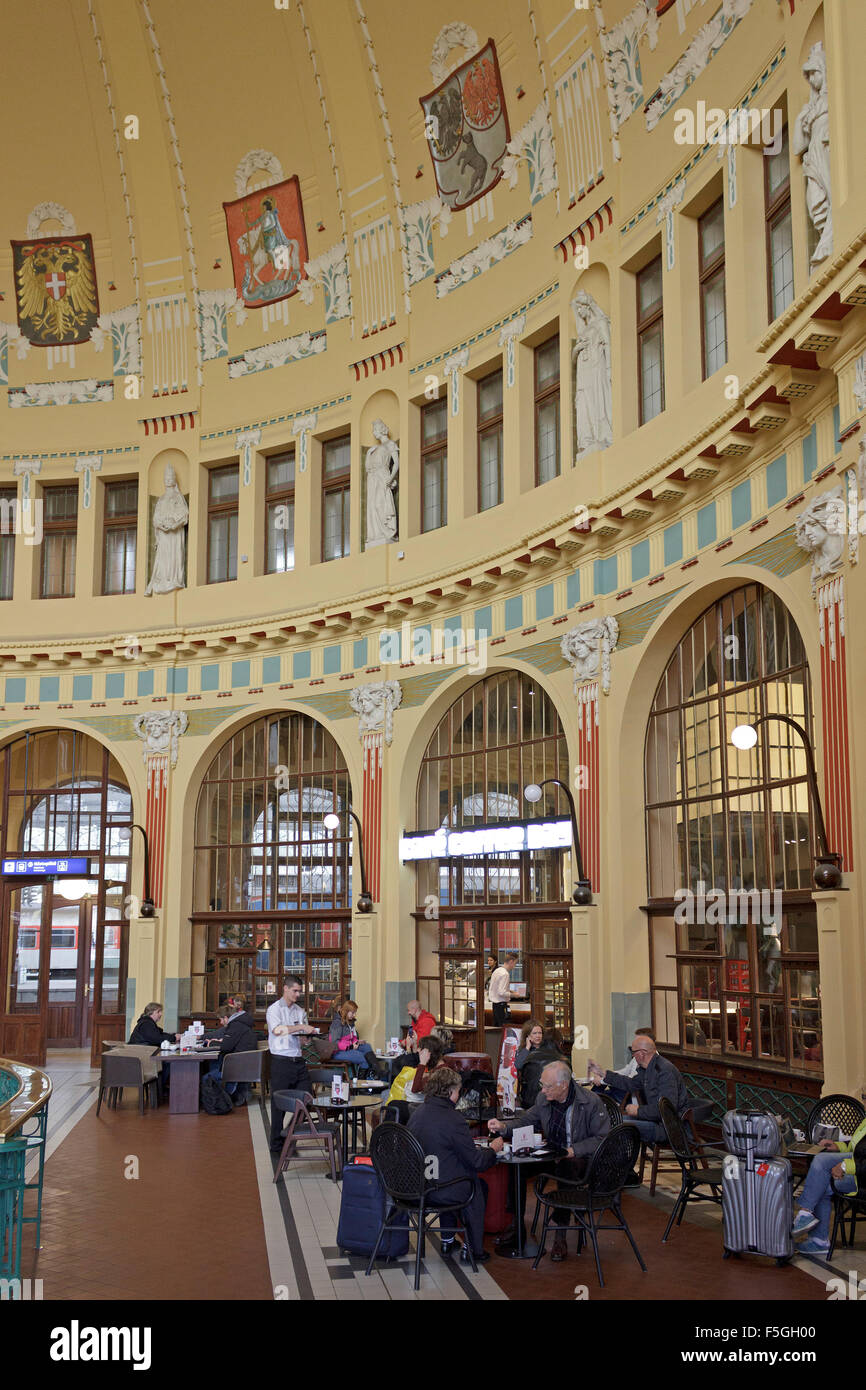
[0,1058,52,1282]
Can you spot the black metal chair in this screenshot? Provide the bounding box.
[658,1096,725,1242]
[531,1124,647,1286]
[830,1184,866,1255]
[96,1054,157,1115]
[272,1090,343,1182]
[366,1122,479,1290]
[637,1104,695,1195]
[807,1093,865,1141]
[596,1090,624,1130]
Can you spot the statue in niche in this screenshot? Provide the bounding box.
[145,462,189,595]
[364,418,399,548]
[793,42,832,267]
[571,292,613,460]
[795,487,845,594]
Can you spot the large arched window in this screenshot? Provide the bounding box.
[414,671,574,1048]
[644,585,821,1076]
[0,729,132,1063]
[191,712,353,1023]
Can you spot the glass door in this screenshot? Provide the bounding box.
[45,880,97,1048]
[6,883,46,1016]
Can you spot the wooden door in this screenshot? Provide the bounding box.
[0,881,48,1064]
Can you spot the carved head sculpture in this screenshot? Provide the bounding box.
[561,616,619,694]
[371,418,390,444]
[163,462,177,490]
[795,487,845,591]
[802,41,826,92]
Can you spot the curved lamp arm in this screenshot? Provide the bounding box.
[527,777,592,905]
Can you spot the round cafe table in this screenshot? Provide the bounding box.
[475,1139,567,1258]
[310,1093,382,1159]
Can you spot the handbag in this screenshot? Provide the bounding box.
[388,1066,417,1101]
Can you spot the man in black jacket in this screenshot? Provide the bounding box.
[408,1066,504,1263]
[129,1002,180,1047]
[209,1004,258,1105]
[593,1035,688,1143]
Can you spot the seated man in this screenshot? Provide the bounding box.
[208,1002,258,1106]
[589,1026,655,1105]
[589,1035,688,1145]
[408,1065,503,1264]
[488,1060,610,1261]
[398,1000,437,1066]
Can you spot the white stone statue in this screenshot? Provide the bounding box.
[145,463,189,595]
[795,487,845,594]
[561,616,619,695]
[364,419,399,548]
[793,42,832,267]
[349,680,402,745]
[133,711,189,766]
[571,293,613,460]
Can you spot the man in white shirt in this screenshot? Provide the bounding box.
[487,953,519,1027]
[266,975,317,1151]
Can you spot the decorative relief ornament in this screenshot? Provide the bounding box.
[297,240,351,321]
[133,710,188,766]
[364,420,399,549]
[572,292,613,459]
[430,24,480,84]
[235,429,261,487]
[234,150,285,198]
[291,412,318,472]
[498,313,525,389]
[794,42,832,267]
[795,487,845,595]
[561,616,619,695]
[501,104,557,204]
[26,202,76,237]
[349,681,402,745]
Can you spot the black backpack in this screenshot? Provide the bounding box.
[200,1074,233,1115]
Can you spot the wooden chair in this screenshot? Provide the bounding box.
[272,1089,343,1182]
[96,1054,157,1115]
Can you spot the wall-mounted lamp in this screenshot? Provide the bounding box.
[324,808,373,914]
[524,779,592,905]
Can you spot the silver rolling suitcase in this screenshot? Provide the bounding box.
[721,1109,793,1264]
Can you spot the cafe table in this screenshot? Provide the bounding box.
[475,1139,567,1259]
[159,1047,221,1114]
[310,1093,382,1159]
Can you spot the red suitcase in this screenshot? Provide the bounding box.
[479,1162,511,1233]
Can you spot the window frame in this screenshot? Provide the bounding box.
[764,124,793,323]
[476,367,504,513]
[102,479,138,596]
[0,485,16,602]
[206,464,240,586]
[40,484,78,599]
[265,450,296,574]
[534,335,561,486]
[637,255,665,425]
[322,434,351,562]
[698,199,727,380]
[420,399,448,533]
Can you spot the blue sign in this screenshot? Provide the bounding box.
[1,856,90,876]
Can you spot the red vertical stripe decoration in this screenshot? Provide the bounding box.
[575,681,600,891]
[361,731,383,902]
[818,578,853,870]
[144,754,169,907]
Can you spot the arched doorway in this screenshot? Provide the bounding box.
[412,670,575,1052]
[189,711,353,1027]
[0,729,132,1064]
[644,582,822,1095]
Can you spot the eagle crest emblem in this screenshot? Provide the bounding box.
[12,234,99,347]
[420,39,509,211]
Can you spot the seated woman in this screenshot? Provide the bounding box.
[429,1024,454,1055]
[328,1000,384,1078]
[792,1117,866,1255]
[409,1035,447,1097]
[516,1022,568,1109]
[129,1002,181,1047]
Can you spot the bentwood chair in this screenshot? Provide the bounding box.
[367,1122,479,1290]
[658,1097,725,1242]
[636,1104,695,1195]
[96,1054,158,1115]
[806,1094,865,1142]
[272,1090,343,1182]
[531,1124,647,1287]
[830,1184,866,1255]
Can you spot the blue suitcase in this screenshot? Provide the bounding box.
[336,1160,410,1259]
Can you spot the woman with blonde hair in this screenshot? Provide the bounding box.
[328,1000,385,1078]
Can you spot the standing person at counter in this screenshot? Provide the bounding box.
[129,1002,181,1047]
[266,975,318,1152]
[487,953,518,1026]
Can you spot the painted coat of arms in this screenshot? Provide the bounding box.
[223,175,309,308]
[12,234,99,346]
[420,39,510,211]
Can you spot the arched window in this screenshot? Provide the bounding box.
[191,712,353,1023]
[644,585,821,1075]
[414,672,574,1048]
[0,729,132,1062]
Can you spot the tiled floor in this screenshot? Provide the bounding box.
[17,1051,865,1301]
